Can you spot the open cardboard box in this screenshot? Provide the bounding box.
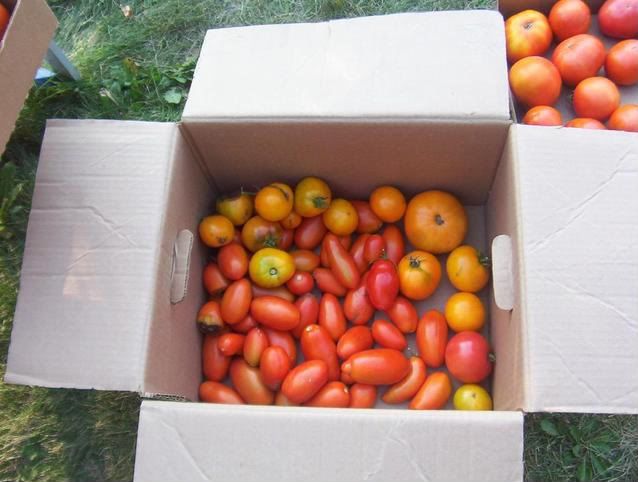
[4,10,638,482]
[0,0,57,155]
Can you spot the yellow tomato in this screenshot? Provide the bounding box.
[199,215,234,247]
[369,186,406,223]
[254,182,294,222]
[322,199,358,236]
[216,193,254,226]
[294,177,332,217]
[280,210,302,230]
[249,248,295,288]
[446,245,491,293]
[445,292,486,332]
[453,384,493,411]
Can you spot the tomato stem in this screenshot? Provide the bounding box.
[434,214,444,226]
[488,352,496,363]
[269,267,278,276]
[312,196,329,208]
[478,252,491,268]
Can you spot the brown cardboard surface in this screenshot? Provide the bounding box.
[134,401,524,482]
[0,0,57,154]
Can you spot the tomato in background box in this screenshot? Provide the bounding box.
[243,327,269,367]
[313,268,347,296]
[301,324,340,381]
[369,186,406,223]
[573,77,620,121]
[286,271,314,295]
[343,283,375,326]
[249,248,295,288]
[350,234,371,273]
[381,224,405,265]
[203,262,230,296]
[409,371,452,410]
[255,182,293,222]
[446,332,494,384]
[291,250,320,272]
[565,117,607,129]
[398,251,441,300]
[221,279,252,325]
[606,40,638,86]
[341,349,410,385]
[598,0,638,39]
[197,300,225,334]
[292,294,319,338]
[549,0,591,41]
[280,210,302,230]
[294,215,327,250]
[445,292,486,332]
[405,190,468,254]
[551,34,606,87]
[386,296,418,333]
[216,192,253,226]
[199,381,244,404]
[304,381,350,408]
[371,319,407,351]
[337,326,374,360]
[364,234,386,264]
[263,327,297,365]
[294,176,332,217]
[351,200,382,233]
[281,360,329,404]
[509,57,562,108]
[241,216,284,252]
[230,358,274,405]
[218,243,248,280]
[522,106,563,126]
[446,245,490,293]
[251,296,300,331]
[324,233,360,289]
[366,259,399,310]
[453,384,493,411]
[319,293,347,341]
[349,384,377,408]
[199,215,234,248]
[505,10,553,63]
[323,199,358,236]
[202,335,230,382]
[259,346,291,390]
[382,357,427,404]
[608,104,638,131]
[416,310,448,368]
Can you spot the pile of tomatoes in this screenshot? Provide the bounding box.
[506,0,638,131]
[196,177,494,410]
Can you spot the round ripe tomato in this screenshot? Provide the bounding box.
[445,332,494,383]
[294,215,327,250]
[250,296,300,331]
[221,278,252,324]
[323,199,358,236]
[275,391,298,406]
[349,384,377,408]
[263,327,297,365]
[249,248,295,288]
[453,384,493,411]
[343,284,375,326]
[217,333,245,356]
[281,360,329,403]
[606,40,638,85]
[351,200,383,234]
[229,358,274,405]
[304,381,350,408]
[522,106,563,126]
[255,182,294,222]
[565,118,607,129]
[505,10,553,63]
[608,104,638,131]
[366,259,399,310]
[301,324,340,381]
[280,210,302,230]
[409,371,452,410]
[0,4,10,39]
[599,0,638,39]
[286,271,314,295]
[199,215,234,248]
[398,251,441,300]
[382,357,427,404]
[218,243,249,280]
[291,250,320,272]
[386,296,418,334]
[341,349,410,385]
[337,325,374,360]
[197,300,225,334]
[405,190,468,255]
[446,245,491,293]
[259,346,291,390]
[294,177,332,218]
[292,294,319,338]
[241,216,284,252]
[416,309,448,368]
[243,327,269,367]
[231,314,257,334]
[216,193,254,226]
[381,224,405,265]
[203,262,230,296]
[551,34,606,87]
[319,293,347,341]
[199,381,244,404]
[371,319,407,351]
[313,268,347,296]
[573,77,621,121]
[549,0,591,41]
[350,234,371,273]
[369,186,406,223]
[445,292,486,332]
[202,335,231,381]
[509,57,562,108]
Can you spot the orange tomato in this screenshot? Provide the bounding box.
[319,293,347,341]
[605,40,638,86]
[259,346,291,390]
[405,190,468,255]
[199,215,234,247]
[202,335,231,382]
[445,292,486,332]
[217,333,245,356]
[249,248,295,288]
[230,358,274,405]
[409,371,452,410]
[218,243,249,280]
[197,300,225,334]
[281,360,329,404]
[551,34,606,87]
[398,250,441,300]
[565,118,606,129]
[416,310,448,368]
[386,296,418,334]
[549,0,591,41]
[608,104,638,132]
[294,215,327,250]
[241,216,284,252]
[221,278,253,325]
[255,182,294,222]
[369,186,406,223]
[216,192,254,226]
[573,77,620,121]
[292,294,319,338]
[202,262,229,296]
[291,250,320,272]
[446,245,490,293]
[250,296,300,331]
[351,200,383,233]
[336,325,374,361]
[294,177,332,217]
[322,199,358,236]
[509,56,562,108]
[280,210,302,230]
[382,357,427,404]
[371,319,407,351]
[523,106,563,126]
[243,327,269,367]
[199,381,244,404]
[349,384,377,408]
[505,10,553,63]
[341,349,410,385]
[304,381,350,408]
[301,324,340,381]
[263,327,297,366]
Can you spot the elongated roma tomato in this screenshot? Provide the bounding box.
[336,325,374,360]
[202,335,231,382]
[199,381,244,404]
[351,200,382,234]
[286,271,314,296]
[230,358,274,405]
[301,324,340,381]
[416,310,448,368]
[386,296,418,334]
[203,262,229,296]
[343,284,375,326]
[231,314,258,334]
[341,349,410,385]
[364,234,386,264]
[251,285,295,302]
[250,296,300,331]
[324,233,360,289]
[244,327,269,367]
[197,300,225,334]
[304,381,350,408]
[349,384,377,408]
[319,293,347,341]
[371,319,408,351]
[275,391,298,406]
[291,250,320,272]
[350,234,371,273]
[221,278,252,324]
[313,268,347,296]
[381,225,405,265]
[294,215,327,250]
[409,371,452,410]
[217,333,245,356]
[366,259,399,310]
[292,294,319,338]
[263,327,297,365]
[218,242,249,280]
[281,360,329,404]
[259,346,291,390]
[382,357,427,404]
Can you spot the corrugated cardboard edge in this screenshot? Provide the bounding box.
[0,0,58,154]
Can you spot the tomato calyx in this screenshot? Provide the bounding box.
[269,267,279,276]
[408,256,423,270]
[478,251,491,268]
[312,196,329,209]
[434,214,445,226]
[488,352,496,363]
[262,235,279,248]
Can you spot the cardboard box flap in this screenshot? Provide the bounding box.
[134,401,524,482]
[5,119,180,392]
[515,124,638,413]
[183,11,510,121]
[0,0,58,154]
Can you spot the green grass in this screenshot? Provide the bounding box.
[0,0,636,480]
